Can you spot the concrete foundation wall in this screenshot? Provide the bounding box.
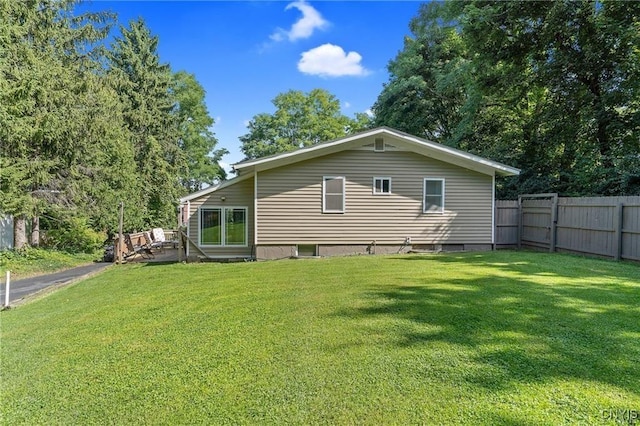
[317,244,409,256]
[256,243,493,260]
[256,245,296,260]
[462,244,493,252]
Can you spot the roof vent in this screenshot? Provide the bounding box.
[374,138,385,152]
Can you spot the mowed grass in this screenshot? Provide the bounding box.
[1,251,639,424]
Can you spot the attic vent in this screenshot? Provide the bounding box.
[374,138,385,152]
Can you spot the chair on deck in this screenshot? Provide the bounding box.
[124,233,154,260]
[144,231,163,253]
[150,228,167,251]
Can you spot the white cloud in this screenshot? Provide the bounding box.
[298,44,370,77]
[269,31,285,43]
[343,101,351,109]
[270,1,328,42]
[365,108,374,118]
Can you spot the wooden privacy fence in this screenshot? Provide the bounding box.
[495,200,519,248]
[495,194,640,261]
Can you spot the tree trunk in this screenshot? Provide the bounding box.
[30,216,40,247]
[14,215,28,250]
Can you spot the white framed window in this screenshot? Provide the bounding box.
[323,176,345,213]
[423,179,445,214]
[224,208,248,246]
[200,207,247,246]
[373,177,392,195]
[374,138,385,152]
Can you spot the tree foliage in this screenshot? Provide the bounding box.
[240,89,372,160]
[0,1,226,249]
[374,1,640,197]
[373,3,467,144]
[171,71,227,193]
[0,0,120,247]
[108,18,185,228]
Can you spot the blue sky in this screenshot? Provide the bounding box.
[82,1,422,169]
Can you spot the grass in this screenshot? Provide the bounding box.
[0,248,100,279]
[1,251,639,424]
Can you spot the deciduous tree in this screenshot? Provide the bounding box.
[240,89,369,160]
[374,0,640,197]
[373,2,467,145]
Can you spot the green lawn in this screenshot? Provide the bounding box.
[1,251,639,424]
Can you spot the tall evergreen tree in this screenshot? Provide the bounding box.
[171,71,227,193]
[108,18,184,227]
[73,70,146,233]
[1,2,228,249]
[0,0,117,247]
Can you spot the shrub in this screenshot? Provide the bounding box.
[43,217,106,254]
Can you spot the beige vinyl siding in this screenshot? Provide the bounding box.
[257,150,492,245]
[187,177,254,257]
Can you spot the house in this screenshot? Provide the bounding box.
[179,127,520,260]
[0,215,13,250]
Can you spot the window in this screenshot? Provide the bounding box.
[200,208,221,245]
[423,179,444,213]
[323,176,345,213]
[374,138,385,152]
[297,244,317,257]
[373,177,392,195]
[200,207,247,246]
[225,208,247,246]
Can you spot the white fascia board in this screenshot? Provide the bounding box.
[385,129,520,176]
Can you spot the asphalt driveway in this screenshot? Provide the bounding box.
[1,262,111,306]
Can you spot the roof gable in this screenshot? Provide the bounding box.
[179,172,252,203]
[181,127,519,202]
[234,127,520,177]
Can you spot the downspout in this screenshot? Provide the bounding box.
[254,171,258,259]
[178,203,183,262]
[186,200,191,257]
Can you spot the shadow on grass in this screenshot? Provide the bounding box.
[141,261,179,267]
[333,253,640,394]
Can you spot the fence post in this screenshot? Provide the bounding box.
[550,195,558,253]
[613,203,623,261]
[4,270,10,308]
[517,196,522,249]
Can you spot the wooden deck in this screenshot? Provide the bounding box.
[120,247,182,263]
